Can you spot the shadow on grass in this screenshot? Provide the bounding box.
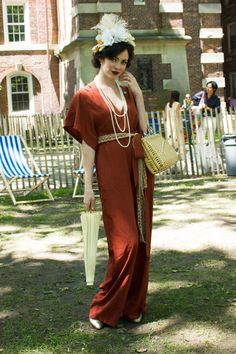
[0,178,236,353]
[149,249,236,329]
[0,197,85,233]
[0,247,235,354]
[153,178,236,231]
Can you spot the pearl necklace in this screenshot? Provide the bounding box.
[95,78,131,148]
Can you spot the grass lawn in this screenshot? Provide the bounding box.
[0,177,236,354]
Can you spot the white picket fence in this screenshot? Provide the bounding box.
[0,108,235,190]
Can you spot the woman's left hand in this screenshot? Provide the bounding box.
[119,71,142,97]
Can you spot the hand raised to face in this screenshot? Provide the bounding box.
[119,71,142,97]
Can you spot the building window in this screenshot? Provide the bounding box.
[137,58,153,91]
[3,0,29,43]
[7,73,34,114]
[228,22,236,54]
[7,5,25,42]
[11,76,29,111]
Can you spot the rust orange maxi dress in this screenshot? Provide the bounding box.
[64,82,154,327]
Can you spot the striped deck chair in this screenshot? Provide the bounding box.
[72,144,98,198]
[73,165,97,198]
[0,135,54,205]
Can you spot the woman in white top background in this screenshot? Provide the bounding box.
[165,90,185,159]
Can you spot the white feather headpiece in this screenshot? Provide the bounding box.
[91,14,135,53]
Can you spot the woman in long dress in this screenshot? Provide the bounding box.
[64,14,154,329]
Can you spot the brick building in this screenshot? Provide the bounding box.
[57,0,225,111]
[221,0,236,102]
[0,0,60,115]
[0,1,226,114]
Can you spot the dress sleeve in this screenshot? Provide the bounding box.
[64,89,98,150]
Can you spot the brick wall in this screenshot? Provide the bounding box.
[129,54,171,110]
[66,0,224,108]
[122,0,160,29]
[161,14,183,29]
[29,0,58,44]
[182,1,202,94]
[202,38,222,52]
[77,14,99,31]
[201,14,221,28]
[0,52,59,114]
[198,1,224,99]
[0,0,59,114]
[0,77,8,113]
[222,0,236,99]
[0,5,3,44]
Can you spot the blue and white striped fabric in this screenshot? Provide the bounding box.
[0,136,48,179]
[74,166,96,175]
[74,167,85,175]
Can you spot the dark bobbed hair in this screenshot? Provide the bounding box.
[92,41,134,68]
[169,90,180,108]
[206,80,218,93]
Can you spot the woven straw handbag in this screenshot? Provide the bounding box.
[141,133,179,174]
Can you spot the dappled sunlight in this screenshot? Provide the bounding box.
[195,259,227,270]
[128,314,235,353]
[0,225,22,233]
[24,261,44,267]
[0,286,12,296]
[148,280,195,292]
[152,220,236,259]
[15,203,43,212]
[46,226,82,238]
[194,195,236,210]
[1,232,84,262]
[129,315,180,335]
[225,306,236,318]
[166,322,236,352]
[0,310,19,320]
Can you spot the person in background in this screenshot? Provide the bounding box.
[181,94,195,166]
[165,90,185,159]
[182,94,194,137]
[228,97,236,111]
[182,93,193,111]
[64,14,154,330]
[192,81,221,172]
[192,81,220,117]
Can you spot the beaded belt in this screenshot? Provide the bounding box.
[98,132,136,144]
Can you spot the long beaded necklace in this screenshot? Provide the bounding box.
[94,78,131,148]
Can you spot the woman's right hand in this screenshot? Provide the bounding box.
[84,188,95,211]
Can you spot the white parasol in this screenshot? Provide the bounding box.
[80,211,101,286]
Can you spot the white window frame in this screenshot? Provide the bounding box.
[2,0,30,44]
[7,72,34,115]
[229,72,236,98]
[134,0,145,5]
[227,22,236,55]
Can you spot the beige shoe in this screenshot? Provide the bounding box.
[133,314,142,323]
[89,317,103,330]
